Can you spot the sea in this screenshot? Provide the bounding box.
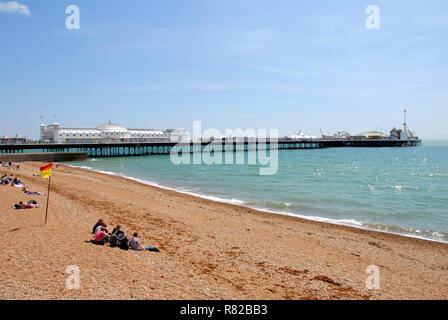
[66,140,448,243]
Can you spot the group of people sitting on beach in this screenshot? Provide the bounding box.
[1,174,23,186]
[0,161,20,170]
[90,219,159,253]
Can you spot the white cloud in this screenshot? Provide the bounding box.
[0,1,31,17]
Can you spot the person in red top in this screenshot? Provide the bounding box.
[93,226,109,245]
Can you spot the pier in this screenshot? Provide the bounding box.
[0,138,421,159]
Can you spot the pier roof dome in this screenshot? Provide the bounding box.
[97,121,127,132]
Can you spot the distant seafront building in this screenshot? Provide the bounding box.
[0,134,29,145]
[40,121,188,144]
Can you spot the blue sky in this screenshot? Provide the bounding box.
[1,0,447,139]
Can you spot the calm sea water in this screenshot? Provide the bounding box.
[67,141,448,243]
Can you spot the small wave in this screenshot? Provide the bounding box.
[297,215,364,227]
[393,185,419,192]
[363,222,448,243]
[70,165,93,171]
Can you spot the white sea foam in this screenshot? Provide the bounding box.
[126,174,247,206]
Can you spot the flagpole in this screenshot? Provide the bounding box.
[45,176,51,224]
[44,159,53,225]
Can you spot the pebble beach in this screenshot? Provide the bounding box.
[1,162,447,300]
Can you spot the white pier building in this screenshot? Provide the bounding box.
[40,121,188,144]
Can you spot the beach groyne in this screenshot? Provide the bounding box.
[0,152,88,163]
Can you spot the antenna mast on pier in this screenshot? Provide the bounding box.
[403,109,407,132]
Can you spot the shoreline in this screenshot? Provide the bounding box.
[1,162,447,299]
[65,163,448,246]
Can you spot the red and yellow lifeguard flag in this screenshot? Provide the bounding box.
[40,162,52,178]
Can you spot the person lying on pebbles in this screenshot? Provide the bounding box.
[13,201,42,209]
[22,187,43,195]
